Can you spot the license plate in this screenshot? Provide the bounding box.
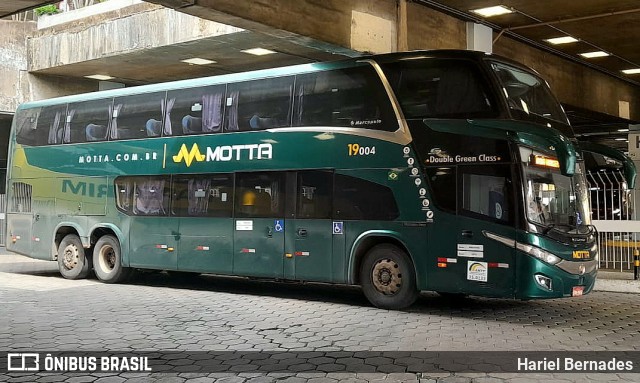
[572,286,584,297]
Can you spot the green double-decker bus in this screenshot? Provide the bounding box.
[8,50,622,309]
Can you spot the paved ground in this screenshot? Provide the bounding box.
[1,252,639,382]
[595,270,640,294]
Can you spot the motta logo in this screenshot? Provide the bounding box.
[172,143,205,167]
[172,143,273,167]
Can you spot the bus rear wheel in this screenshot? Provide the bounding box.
[93,235,130,283]
[360,244,418,310]
[57,234,91,280]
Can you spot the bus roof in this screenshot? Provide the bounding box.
[17,50,533,111]
[361,49,527,67]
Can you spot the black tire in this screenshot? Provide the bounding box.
[93,235,130,283]
[359,244,418,310]
[57,234,91,279]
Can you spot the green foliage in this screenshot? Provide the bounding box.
[35,5,60,16]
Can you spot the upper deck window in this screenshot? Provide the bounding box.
[66,98,113,143]
[112,92,166,140]
[167,85,225,136]
[16,107,48,146]
[293,67,397,131]
[225,77,293,131]
[382,59,497,119]
[490,62,569,125]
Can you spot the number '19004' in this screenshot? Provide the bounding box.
[348,144,376,156]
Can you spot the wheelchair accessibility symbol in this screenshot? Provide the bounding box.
[332,221,344,235]
[274,220,284,232]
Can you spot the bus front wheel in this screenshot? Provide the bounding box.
[57,234,91,280]
[360,244,418,310]
[93,235,130,283]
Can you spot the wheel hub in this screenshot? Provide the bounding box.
[372,259,402,295]
[62,245,78,270]
[99,246,116,271]
[378,269,392,285]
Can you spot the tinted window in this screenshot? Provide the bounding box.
[297,171,332,219]
[16,107,49,146]
[67,99,113,143]
[226,77,293,131]
[115,178,132,213]
[127,176,170,216]
[460,165,512,224]
[171,174,233,217]
[491,61,568,125]
[383,59,497,119]
[113,92,166,140]
[235,172,285,218]
[294,67,397,130]
[334,174,398,220]
[425,167,456,212]
[167,85,225,136]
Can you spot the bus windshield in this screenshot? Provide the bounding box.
[521,147,591,230]
[491,61,569,125]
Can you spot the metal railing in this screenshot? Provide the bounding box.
[587,170,633,221]
[588,169,639,271]
[594,221,640,271]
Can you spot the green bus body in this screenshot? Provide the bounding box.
[6,50,604,309]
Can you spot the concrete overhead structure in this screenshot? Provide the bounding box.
[0,0,638,132]
[0,20,35,114]
[28,1,246,83]
[145,0,640,122]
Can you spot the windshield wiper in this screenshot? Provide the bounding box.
[542,223,573,235]
[542,224,556,235]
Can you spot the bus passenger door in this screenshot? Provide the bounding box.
[233,172,285,279]
[284,171,334,282]
[455,165,516,297]
[427,165,516,297]
[173,174,234,274]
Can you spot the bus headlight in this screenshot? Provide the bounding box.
[516,242,561,265]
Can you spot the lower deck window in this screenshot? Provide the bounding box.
[115,171,400,221]
[462,173,510,222]
[172,174,233,217]
[115,176,170,216]
[334,174,399,220]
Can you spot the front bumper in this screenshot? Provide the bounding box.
[516,256,597,299]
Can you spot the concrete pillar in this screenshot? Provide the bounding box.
[630,124,640,220]
[350,9,396,53]
[0,20,35,113]
[619,100,631,119]
[396,0,408,52]
[466,22,492,53]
